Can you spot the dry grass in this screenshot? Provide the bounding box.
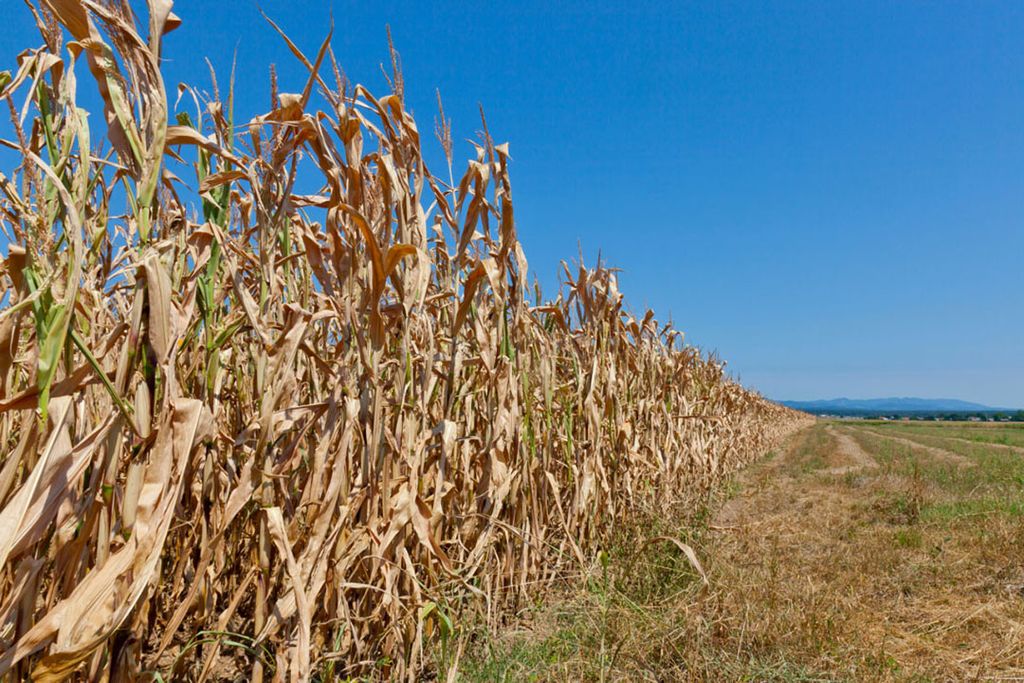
[0,2,809,680]
[463,423,1024,681]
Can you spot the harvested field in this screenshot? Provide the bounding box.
[462,421,1024,680]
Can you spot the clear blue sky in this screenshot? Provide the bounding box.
[2,1,1022,407]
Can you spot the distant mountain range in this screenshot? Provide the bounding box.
[780,397,1017,413]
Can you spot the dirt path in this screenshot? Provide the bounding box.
[825,425,879,473]
[860,428,975,467]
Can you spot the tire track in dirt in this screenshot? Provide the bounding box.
[859,428,975,468]
[824,426,878,474]
[715,425,871,530]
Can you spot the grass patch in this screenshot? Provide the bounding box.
[458,627,581,682]
[921,497,1024,523]
[783,423,834,475]
[871,422,1024,448]
[893,528,923,549]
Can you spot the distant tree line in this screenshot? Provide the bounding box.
[814,410,1024,422]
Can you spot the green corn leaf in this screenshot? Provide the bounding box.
[36,302,69,422]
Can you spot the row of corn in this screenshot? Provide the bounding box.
[0,2,812,680]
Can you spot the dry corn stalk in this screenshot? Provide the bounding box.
[0,1,812,679]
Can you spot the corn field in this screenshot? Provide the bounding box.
[0,2,811,680]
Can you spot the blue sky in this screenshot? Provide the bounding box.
[2,1,1022,407]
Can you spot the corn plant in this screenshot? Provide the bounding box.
[0,2,812,680]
